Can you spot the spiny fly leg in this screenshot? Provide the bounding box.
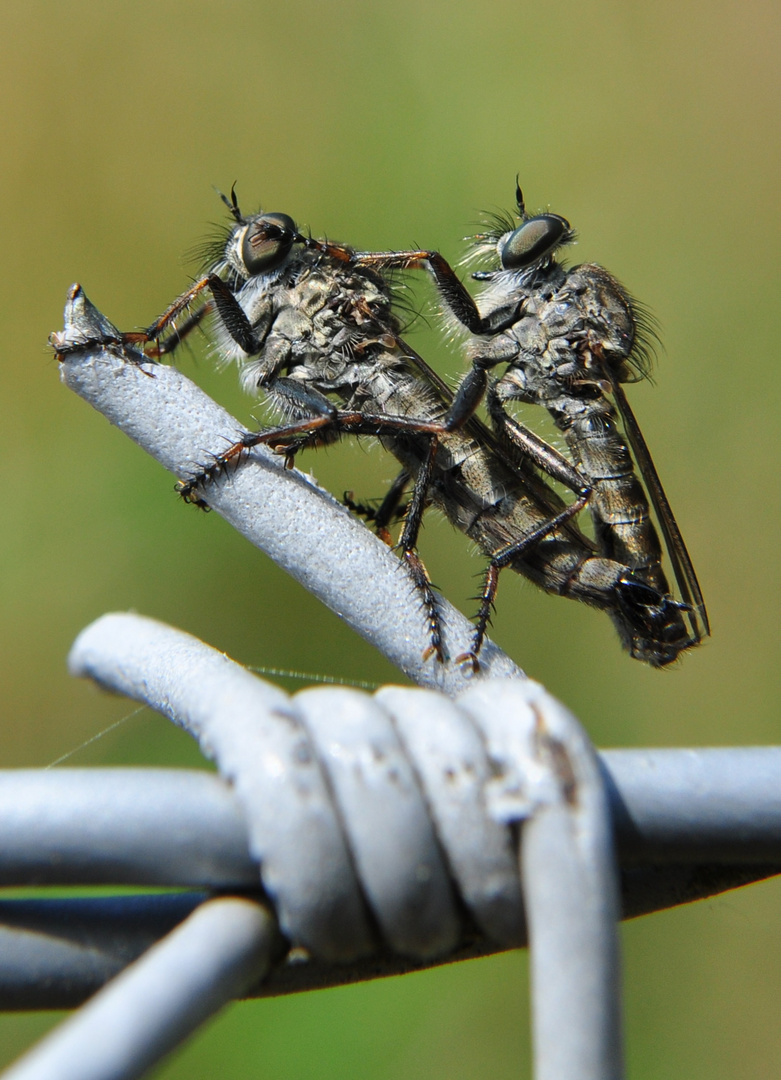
[439,334,521,433]
[179,406,441,505]
[177,409,342,505]
[458,487,591,671]
[344,469,411,546]
[346,248,518,335]
[281,420,445,661]
[328,425,448,661]
[205,274,264,355]
[126,272,262,361]
[53,331,155,374]
[457,564,502,672]
[177,444,247,506]
[121,277,214,359]
[406,548,444,664]
[152,301,214,357]
[493,409,594,509]
[395,439,444,662]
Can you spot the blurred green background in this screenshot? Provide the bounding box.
[1,0,779,1075]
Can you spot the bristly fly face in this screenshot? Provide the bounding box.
[202,188,300,281]
[471,182,576,277]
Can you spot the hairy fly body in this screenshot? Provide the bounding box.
[120,189,704,667]
[348,184,709,666]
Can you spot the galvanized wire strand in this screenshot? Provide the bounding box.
[2,897,276,1080]
[0,894,214,1011]
[1,870,778,1011]
[55,285,522,692]
[457,679,623,1080]
[69,611,625,1080]
[5,750,781,892]
[0,769,255,887]
[1,756,777,1009]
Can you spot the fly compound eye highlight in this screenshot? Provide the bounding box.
[240,213,298,276]
[499,214,571,270]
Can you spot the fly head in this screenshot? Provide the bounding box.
[224,212,300,279]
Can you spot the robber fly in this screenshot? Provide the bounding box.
[114,188,702,667]
[346,182,709,663]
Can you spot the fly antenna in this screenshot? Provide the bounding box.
[515,176,526,219]
[215,182,244,223]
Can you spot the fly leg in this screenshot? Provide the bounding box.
[462,491,591,671]
[394,439,444,661]
[180,386,446,502]
[333,246,522,335]
[487,396,594,512]
[176,382,344,504]
[149,302,214,356]
[51,284,215,369]
[443,337,597,522]
[344,464,444,659]
[344,469,411,545]
[179,401,447,660]
[453,345,597,670]
[124,273,269,359]
[121,277,213,356]
[342,444,445,661]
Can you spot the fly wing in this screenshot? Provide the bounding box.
[608,373,710,642]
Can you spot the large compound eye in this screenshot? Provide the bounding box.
[240,213,298,275]
[499,214,571,270]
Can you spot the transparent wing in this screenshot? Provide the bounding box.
[608,374,710,642]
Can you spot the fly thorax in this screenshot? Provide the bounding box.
[510,314,549,357]
[566,265,636,360]
[271,303,316,347]
[535,293,581,339]
[289,272,340,320]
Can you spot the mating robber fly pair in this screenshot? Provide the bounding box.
[107,182,709,669]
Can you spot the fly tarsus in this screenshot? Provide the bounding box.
[344,473,442,658]
[176,479,211,510]
[403,548,444,664]
[456,564,501,672]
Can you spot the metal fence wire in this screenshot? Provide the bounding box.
[2,289,777,1080]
